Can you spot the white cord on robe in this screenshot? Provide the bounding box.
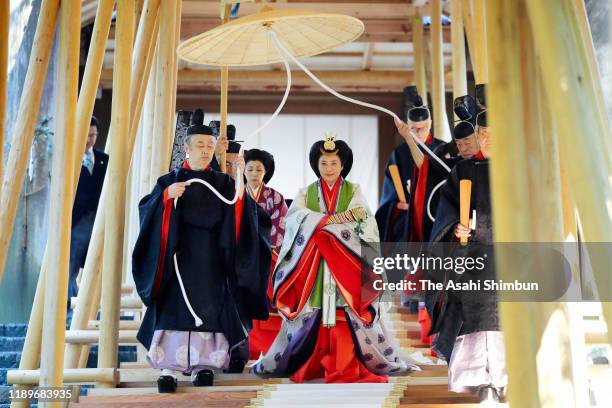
[427,179,447,222]
[173,253,204,327]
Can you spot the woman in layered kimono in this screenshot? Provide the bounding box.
[253,136,410,383]
[244,149,289,359]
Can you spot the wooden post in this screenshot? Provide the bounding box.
[151,0,178,178]
[461,0,475,72]
[572,0,611,155]
[412,13,428,105]
[141,58,156,194]
[97,0,134,387]
[430,0,449,142]
[168,0,182,159]
[10,261,46,408]
[75,0,115,174]
[13,2,116,400]
[58,0,118,387]
[450,0,467,105]
[64,0,159,386]
[39,1,80,405]
[0,0,59,283]
[122,0,161,286]
[0,1,8,202]
[486,0,539,406]
[219,4,232,173]
[524,0,612,343]
[472,0,488,84]
[520,6,587,405]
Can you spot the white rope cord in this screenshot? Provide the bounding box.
[267,30,452,174]
[173,253,204,327]
[427,179,447,222]
[239,45,292,152]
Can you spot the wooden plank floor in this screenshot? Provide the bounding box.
[69,304,493,408]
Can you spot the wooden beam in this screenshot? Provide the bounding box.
[7,368,117,385]
[174,17,451,43]
[97,0,134,388]
[0,0,59,284]
[70,295,143,310]
[66,330,139,344]
[88,319,141,330]
[181,1,417,20]
[99,69,456,93]
[109,16,454,44]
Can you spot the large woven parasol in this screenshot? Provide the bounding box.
[177,6,364,66]
[174,4,450,221]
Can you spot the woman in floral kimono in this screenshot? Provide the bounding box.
[244,149,289,359]
[253,136,410,383]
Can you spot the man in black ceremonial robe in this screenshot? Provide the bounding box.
[433,94,483,170]
[427,85,507,403]
[132,116,271,393]
[376,86,445,245]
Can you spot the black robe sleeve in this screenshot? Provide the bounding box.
[375,146,413,243]
[426,165,467,360]
[132,173,178,307]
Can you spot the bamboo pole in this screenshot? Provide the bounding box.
[412,13,428,105]
[460,0,476,78]
[524,0,612,344]
[62,0,140,380]
[430,0,449,142]
[38,1,80,406]
[5,0,115,395]
[572,0,611,155]
[64,0,160,383]
[149,42,164,178]
[97,0,134,387]
[67,265,102,407]
[140,57,156,194]
[450,0,467,105]
[472,0,488,84]
[521,6,587,405]
[167,0,182,159]
[0,0,59,283]
[8,369,116,385]
[150,0,177,178]
[219,4,232,173]
[0,1,8,203]
[11,3,89,408]
[487,1,539,407]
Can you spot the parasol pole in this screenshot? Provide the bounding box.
[218,4,232,174]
